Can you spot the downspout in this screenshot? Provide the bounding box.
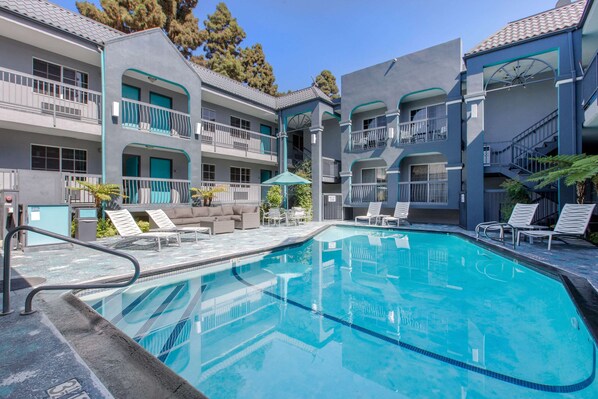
[100,46,106,182]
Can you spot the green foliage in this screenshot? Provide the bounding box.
[77,0,202,59]
[69,181,126,211]
[528,154,598,204]
[96,218,117,238]
[241,44,278,95]
[291,160,312,211]
[191,185,227,206]
[266,185,283,208]
[136,219,150,232]
[500,179,530,222]
[589,232,598,245]
[314,70,339,99]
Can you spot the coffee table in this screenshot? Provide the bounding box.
[200,219,235,234]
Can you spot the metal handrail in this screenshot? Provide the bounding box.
[1,225,140,316]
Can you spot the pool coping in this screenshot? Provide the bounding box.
[42,223,598,397]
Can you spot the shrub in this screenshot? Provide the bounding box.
[136,219,150,233]
[96,218,117,238]
[266,185,283,208]
[500,179,530,222]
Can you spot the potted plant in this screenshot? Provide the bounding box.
[191,185,227,206]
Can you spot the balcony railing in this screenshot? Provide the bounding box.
[122,177,192,205]
[398,181,448,204]
[0,169,18,191]
[64,173,102,204]
[322,157,340,179]
[350,183,387,203]
[397,117,447,144]
[201,120,278,158]
[200,181,270,204]
[583,52,598,109]
[0,67,102,124]
[349,127,388,152]
[121,99,192,138]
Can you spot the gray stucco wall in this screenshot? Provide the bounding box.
[0,128,102,173]
[0,37,101,92]
[322,118,341,161]
[201,156,276,184]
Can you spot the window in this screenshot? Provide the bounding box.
[408,163,447,204]
[292,133,303,150]
[33,59,89,102]
[361,167,386,184]
[202,107,216,121]
[409,104,446,121]
[363,115,386,130]
[31,145,87,173]
[231,116,251,139]
[410,163,447,181]
[203,164,215,181]
[230,167,250,184]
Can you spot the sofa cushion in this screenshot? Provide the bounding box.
[163,208,176,219]
[230,215,242,222]
[170,218,188,225]
[222,205,234,216]
[198,217,214,222]
[208,207,223,217]
[215,215,232,221]
[241,205,258,214]
[232,205,243,215]
[192,207,209,217]
[175,207,194,219]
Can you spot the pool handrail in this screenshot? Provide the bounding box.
[1,225,140,316]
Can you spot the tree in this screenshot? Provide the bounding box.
[69,181,126,216]
[314,70,339,99]
[191,185,227,207]
[198,2,246,81]
[528,154,598,204]
[241,44,278,95]
[76,0,202,59]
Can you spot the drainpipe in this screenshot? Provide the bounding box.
[99,46,106,182]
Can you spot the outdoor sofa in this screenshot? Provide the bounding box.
[162,205,260,231]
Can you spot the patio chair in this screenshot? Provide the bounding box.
[475,203,539,243]
[355,202,382,225]
[105,209,180,251]
[288,207,309,225]
[264,208,285,226]
[382,202,410,226]
[517,204,596,250]
[352,134,368,151]
[146,209,211,242]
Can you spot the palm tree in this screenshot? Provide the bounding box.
[191,185,227,207]
[528,154,598,204]
[70,181,126,209]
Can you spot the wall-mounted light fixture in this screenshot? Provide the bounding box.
[195,122,202,138]
[111,101,119,118]
[311,133,317,144]
[388,127,395,139]
[470,103,478,119]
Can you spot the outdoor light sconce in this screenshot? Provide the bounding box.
[111,101,119,118]
[470,104,478,119]
[311,133,317,144]
[388,127,395,139]
[195,122,202,138]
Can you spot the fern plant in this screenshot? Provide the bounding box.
[69,181,126,210]
[191,185,227,206]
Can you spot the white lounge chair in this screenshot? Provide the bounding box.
[476,203,539,243]
[105,209,180,251]
[355,202,382,225]
[382,202,410,226]
[146,209,211,242]
[517,204,596,250]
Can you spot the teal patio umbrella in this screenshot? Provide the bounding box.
[262,171,311,209]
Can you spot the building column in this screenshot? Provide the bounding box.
[310,126,323,221]
[557,81,578,206]
[385,110,400,204]
[340,171,352,217]
[339,120,352,210]
[464,93,485,230]
[278,130,288,174]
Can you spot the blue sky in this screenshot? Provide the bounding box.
[54,0,558,92]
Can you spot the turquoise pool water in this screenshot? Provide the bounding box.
[80,226,597,398]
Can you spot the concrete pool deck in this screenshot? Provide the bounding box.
[1,221,597,397]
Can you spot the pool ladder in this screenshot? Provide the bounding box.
[1,225,140,316]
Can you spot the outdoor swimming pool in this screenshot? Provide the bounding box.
[79,226,598,398]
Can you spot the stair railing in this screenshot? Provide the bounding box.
[511,109,558,150]
[1,225,140,316]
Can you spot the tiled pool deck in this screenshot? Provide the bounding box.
[5,221,598,290]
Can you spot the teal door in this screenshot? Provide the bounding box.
[150,157,172,203]
[260,169,272,201]
[260,124,272,154]
[150,92,172,134]
[123,156,140,204]
[122,84,140,128]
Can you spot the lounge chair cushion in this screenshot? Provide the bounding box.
[222,205,234,216]
[208,207,223,217]
[192,207,209,217]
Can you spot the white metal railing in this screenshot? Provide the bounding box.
[398,181,448,204]
[0,67,102,124]
[0,169,18,191]
[397,117,447,144]
[350,183,387,203]
[64,173,102,204]
[201,119,278,158]
[200,181,270,204]
[121,98,192,138]
[122,177,191,205]
[349,127,388,151]
[322,157,340,178]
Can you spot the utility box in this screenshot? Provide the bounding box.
[75,208,97,242]
[24,204,70,249]
[0,191,19,249]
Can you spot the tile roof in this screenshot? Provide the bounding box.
[0,0,124,44]
[466,0,587,56]
[0,0,332,110]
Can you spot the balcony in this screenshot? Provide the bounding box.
[322,157,340,183]
[0,67,101,132]
[200,181,269,204]
[122,177,192,207]
[64,173,102,204]
[583,52,598,127]
[398,181,448,204]
[397,117,447,144]
[348,127,388,152]
[200,120,278,163]
[121,99,192,138]
[350,183,387,204]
